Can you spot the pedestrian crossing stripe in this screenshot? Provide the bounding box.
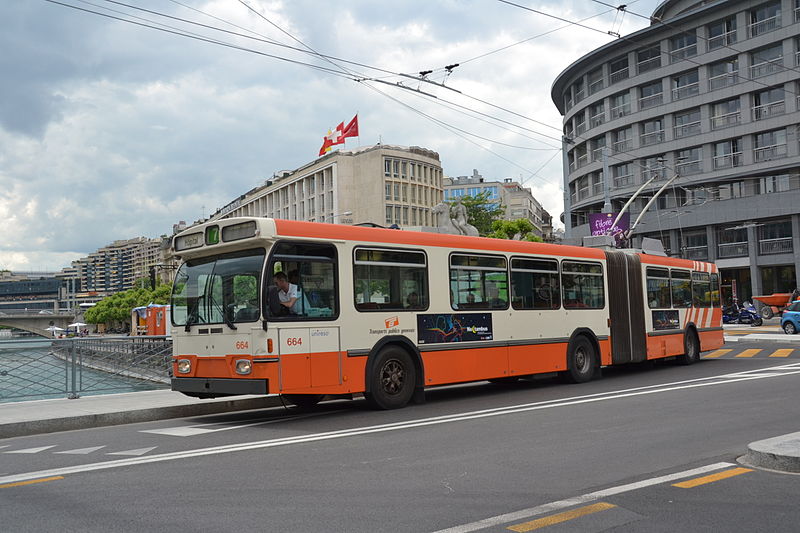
[703,349,732,358]
[703,348,796,359]
[735,349,762,358]
[769,349,792,358]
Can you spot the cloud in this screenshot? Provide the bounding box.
[0,0,661,271]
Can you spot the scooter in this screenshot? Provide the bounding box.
[722,301,763,327]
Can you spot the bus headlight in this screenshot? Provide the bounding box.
[176,359,191,374]
[235,359,252,375]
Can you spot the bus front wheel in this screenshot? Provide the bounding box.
[365,347,416,410]
[563,336,596,383]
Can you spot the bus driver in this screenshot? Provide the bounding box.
[274,271,301,315]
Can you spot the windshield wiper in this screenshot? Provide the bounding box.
[208,292,237,331]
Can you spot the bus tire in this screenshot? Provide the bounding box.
[365,346,416,410]
[677,330,700,365]
[282,394,324,408]
[563,335,596,384]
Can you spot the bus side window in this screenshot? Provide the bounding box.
[646,267,671,309]
[692,271,711,308]
[353,248,428,312]
[511,257,560,310]
[670,270,692,308]
[561,261,604,309]
[449,254,508,310]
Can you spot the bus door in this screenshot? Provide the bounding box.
[604,251,647,363]
[276,326,341,389]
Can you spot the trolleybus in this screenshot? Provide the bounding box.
[169,217,723,409]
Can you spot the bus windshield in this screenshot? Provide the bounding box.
[171,248,265,328]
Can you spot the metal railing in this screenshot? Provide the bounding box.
[749,15,780,37]
[709,71,738,90]
[759,237,793,255]
[718,242,749,258]
[683,246,708,260]
[711,111,741,130]
[754,143,788,162]
[750,57,783,78]
[639,93,663,110]
[708,31,736,50]
[674,121,701,138]
[672,82,699,100]
[753,101,785,120]
[0,336,172,402]
[640,130,665,146]
[713,152,742,169]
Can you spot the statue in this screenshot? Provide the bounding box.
[450,198,479,236]
[432,200,479,236]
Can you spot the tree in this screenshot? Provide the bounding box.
[448,191,505,236]
[488,218,543,242]
[84,284,171,327]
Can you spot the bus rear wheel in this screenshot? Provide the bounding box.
[677,330,700,365]
[563,336,596,383]
[365,347,416,410]
[282,394,324,408]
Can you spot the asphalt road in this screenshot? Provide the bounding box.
[2,341,800,532]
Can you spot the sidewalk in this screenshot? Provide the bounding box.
[723,323,800,343]
[0,389,284,439]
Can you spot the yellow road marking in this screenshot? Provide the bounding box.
[769,349,793,358]
[507,502,616,532]
[703,349,732,359]
[672,467,752,489]
[0,476,64,489]
[735,349,762,358]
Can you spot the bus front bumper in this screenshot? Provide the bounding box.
[171,377,268,398]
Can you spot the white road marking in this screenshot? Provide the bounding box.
[107,447,157,456]
[431,462,736,533]
[4,446,57,454]
[139,410,346,437]
[1,364,798,485]
[54,446,107,455]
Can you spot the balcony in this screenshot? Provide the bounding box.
[575,121,587,136]
[676,160,702,175]
[613,139,632,153]
[752,101,785,120]
[710,111,741,130]
[674,121,701,138]
[637,57,661,74]
[750,57,783,78]
[713,152,742,170]
[610,67,629,84]
[588,79,604,95]
[759,237,793,255]
[749,15,780,37]
[610,104,630,120]
[708,31,736,51]
[683,246,708,260]
[640,130,665,147]
[614,174,634,188]
[670,44,697,63]
[639,93,663,110]
[672,82,699,101]
[590,113,605,128]
[718,242,748,258]
[708,71,738,90]
[753,143,788,162]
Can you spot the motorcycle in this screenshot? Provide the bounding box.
[722,301,763,327]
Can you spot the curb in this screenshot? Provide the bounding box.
[0,395,286,439]
[724,334,800,344]
[742,432,800,473]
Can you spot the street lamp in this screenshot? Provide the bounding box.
[330,211,353,224]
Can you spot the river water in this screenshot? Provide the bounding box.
[0,338,168,404]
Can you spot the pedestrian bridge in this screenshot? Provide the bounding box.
[0,309,77,338]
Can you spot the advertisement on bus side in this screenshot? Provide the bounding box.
[417,313,493,344]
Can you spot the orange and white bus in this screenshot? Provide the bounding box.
[169,217,724,409]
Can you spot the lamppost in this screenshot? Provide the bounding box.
[330,211,353,224]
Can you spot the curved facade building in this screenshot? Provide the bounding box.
[553,0,800,302]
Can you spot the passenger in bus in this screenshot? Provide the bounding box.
[406,292,420,309]
[274,271,302,314]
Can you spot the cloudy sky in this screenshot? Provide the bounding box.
[1,0,662,271]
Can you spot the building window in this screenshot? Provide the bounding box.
[640,118,664,147]
[577,175,590,200]
[384,159,391,176]
[708,16,737,50]
[639,80,663,109]
[717,227,748,258]
[674,108,701,138]
[758,220,793,255]
[710,98,741,130]
[609,55,629,84]
[749,2,781,37]
[709,57,739,90]
[588,67,604,95]
[612,163,634,187]
[750,44,783,78]
[637,44,661,74]
[672,69,699,100]
[752,87,785,120]
[591,135,606,160]
[641,156,665,181]
[610,91,630,119]
[385,183,391,200]
[754,128,788,162]
[612,127,632,153]
[591,171,604,196]
[670,31,697,62]
[677,147,702,175]
[573,78,585,104]
[574,110,587,136]
[589,101,605,127]
[713,139,742,170]
[681,231,708,261]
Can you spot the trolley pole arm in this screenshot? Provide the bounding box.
[608,175,659,233]
[627,173,680,236]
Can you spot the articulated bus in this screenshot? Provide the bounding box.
[169,217,724,409]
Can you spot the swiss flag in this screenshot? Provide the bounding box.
[340,115,359,139]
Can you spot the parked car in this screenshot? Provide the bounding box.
[780,301,800,334]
